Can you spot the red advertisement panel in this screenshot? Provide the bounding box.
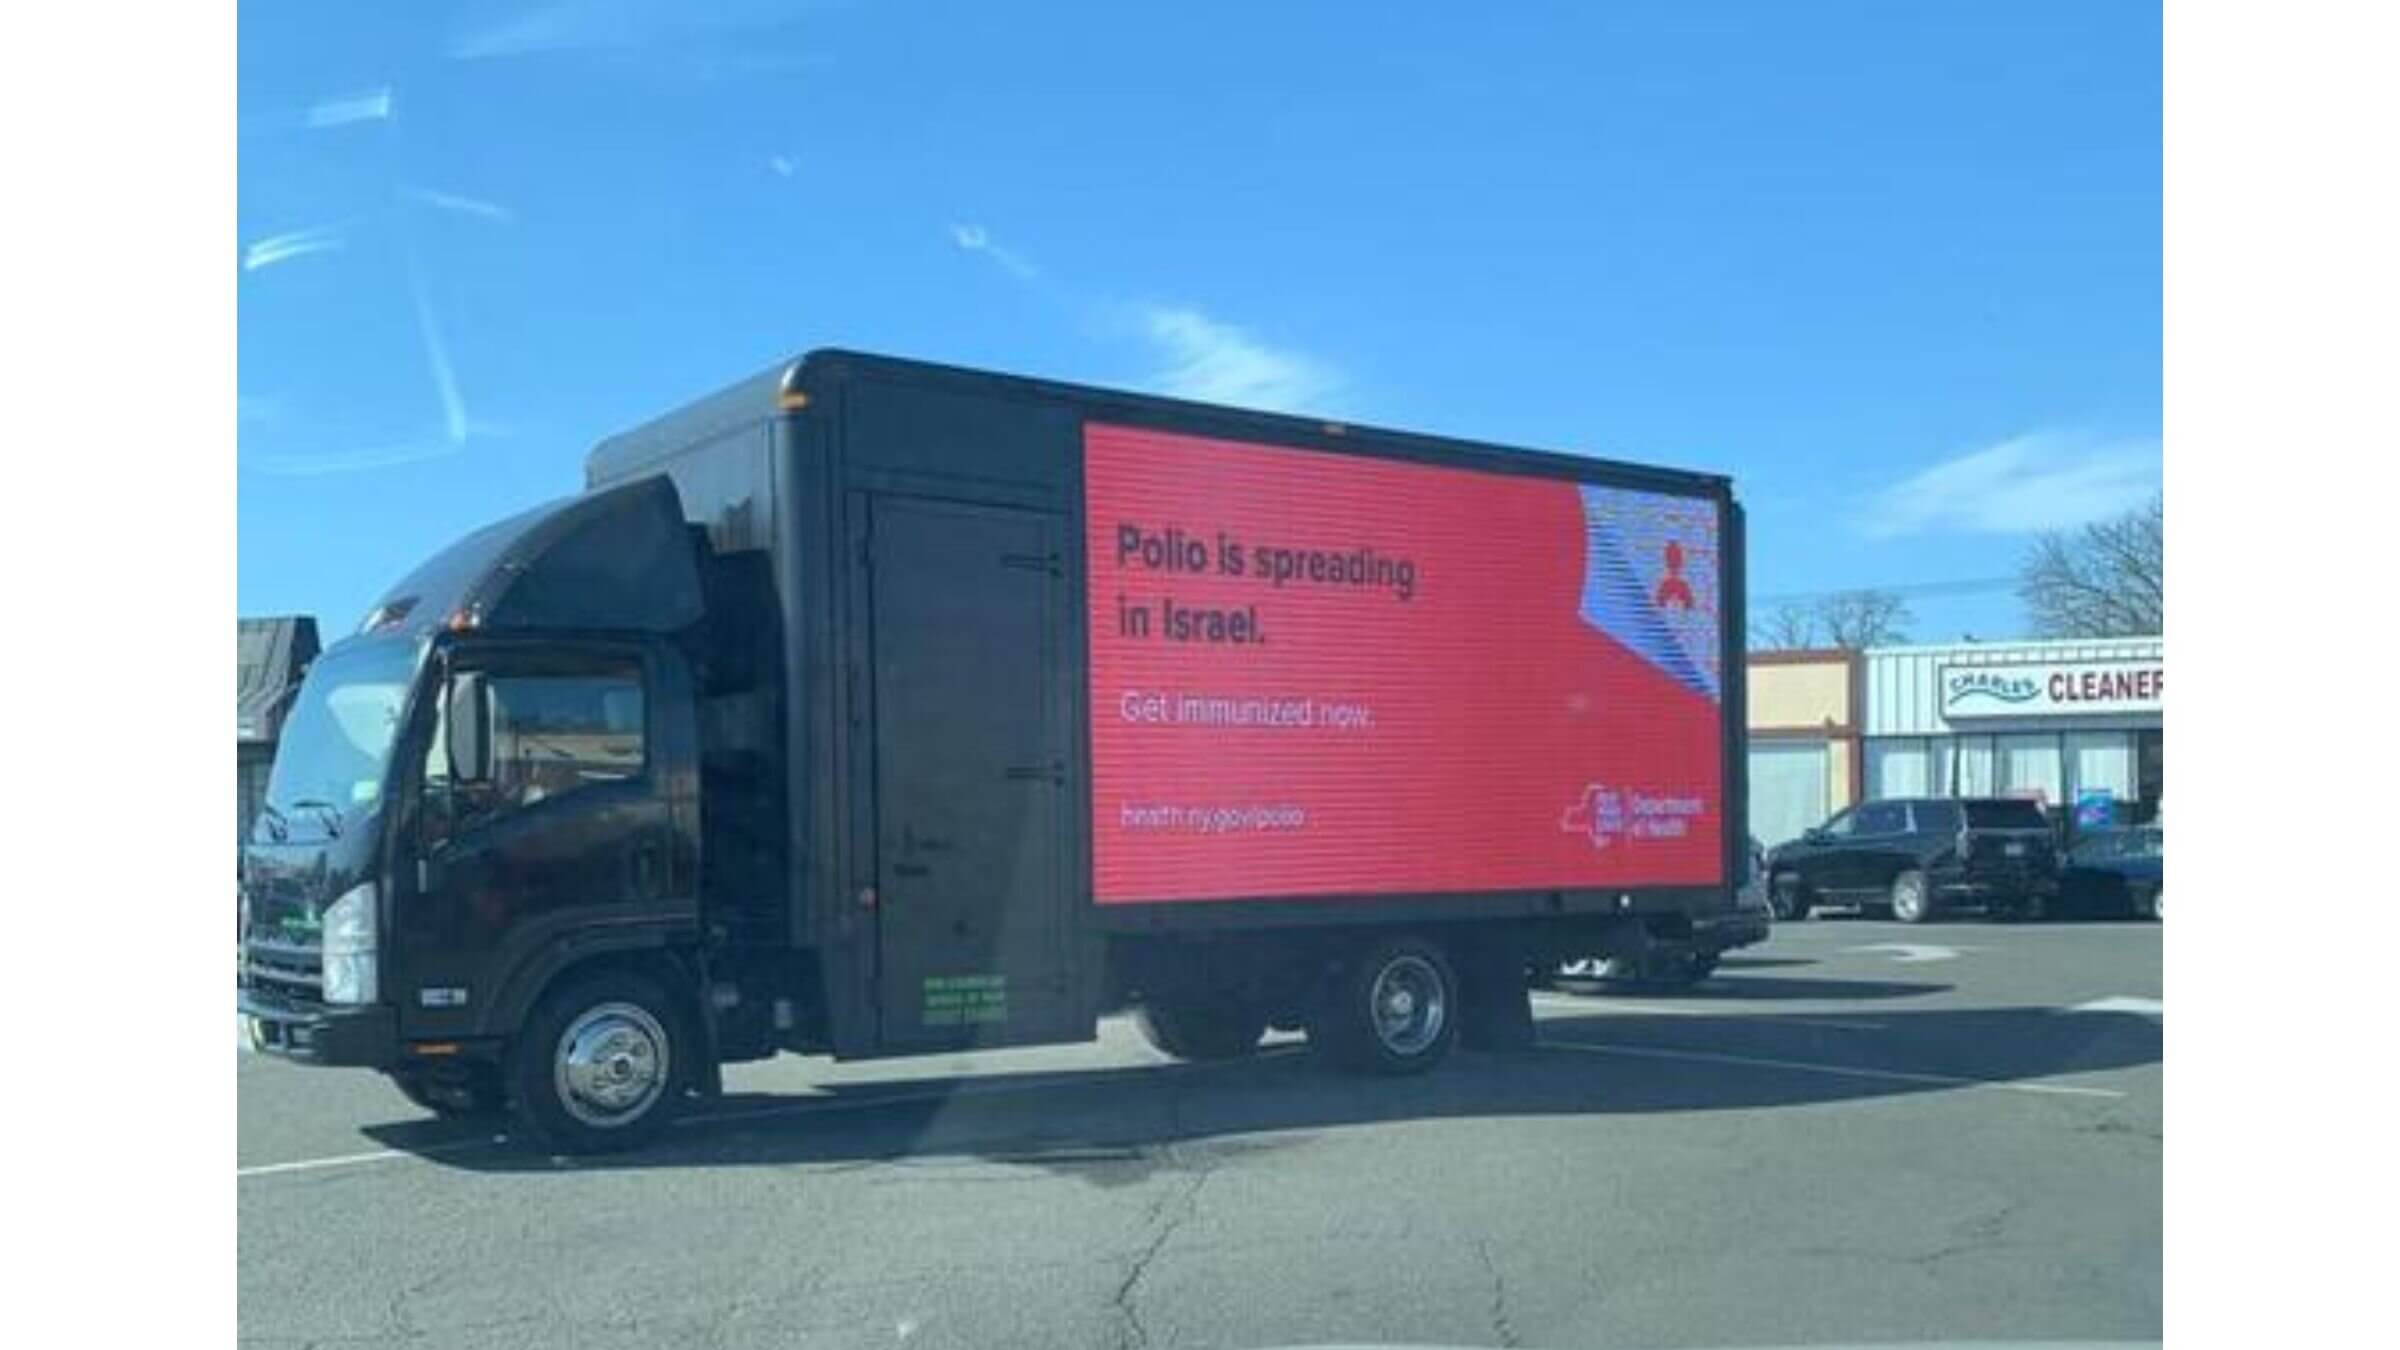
[1086,423,1724,904]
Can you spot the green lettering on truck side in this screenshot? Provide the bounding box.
[922,974,1009,1026]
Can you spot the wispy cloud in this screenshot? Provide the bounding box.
[767,154,796,178]
[1865,432,2162,538]
[401,186,517,224]
[451,0,805,61]
[406,254,471,446]
[1138,306,1342,414]
[948,223,1038,280]
[246,441,469,478]
[452,1,631,59]
[305,87,394,129]
[242,225,346,271]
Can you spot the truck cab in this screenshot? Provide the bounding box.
[239,478,727,1145]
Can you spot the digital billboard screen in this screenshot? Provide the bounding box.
[1086,422,1725,904]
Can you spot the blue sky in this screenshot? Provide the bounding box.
[238,0,2160,644]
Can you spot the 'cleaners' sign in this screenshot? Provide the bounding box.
[1940,658,2164,720]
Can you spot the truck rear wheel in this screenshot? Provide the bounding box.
[1134,996,1267,1062]
[1310,936,1460,1075]
[511,971,691,1154]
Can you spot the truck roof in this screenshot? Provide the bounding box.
[586,348,1734,499]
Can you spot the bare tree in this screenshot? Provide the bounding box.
[1815,589,1914,649]
[1748,589,1913,650]
[1750,600,1820,650]
[2018,497,2163,638]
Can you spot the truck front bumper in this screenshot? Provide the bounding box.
[239,989,398,1068]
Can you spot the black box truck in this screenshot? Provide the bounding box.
[239,350,1754,1152]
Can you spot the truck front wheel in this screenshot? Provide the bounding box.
[1134,996,1267,1062]
[511,971,691,1154]
[1311,936,1460,1076]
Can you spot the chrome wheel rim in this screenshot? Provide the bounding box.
[1894,877,1925,921]
[553,1002,670,1128]
[1369,955,1447,1056]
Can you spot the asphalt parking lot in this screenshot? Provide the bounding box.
[238,915,2161,1350]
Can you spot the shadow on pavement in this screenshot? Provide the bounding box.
[361,1004,2159,1176]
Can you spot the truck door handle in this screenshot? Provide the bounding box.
[1004,760,1063,783]
[892,862,931,878]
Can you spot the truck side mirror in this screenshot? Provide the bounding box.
[446,672,491,785]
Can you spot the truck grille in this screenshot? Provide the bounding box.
[242,936,323,998]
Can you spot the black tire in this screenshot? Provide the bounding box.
[510,970,692,1155]
[1134,996,1267,1062]
[1308,935,1461,1076]
[387,1064,506,1119]
[1890,869,1934,924]
[1770,872,1813,921]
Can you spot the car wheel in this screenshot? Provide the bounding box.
[1771,872,1812,921]
[1889,869,1933,924]
[2145,887,2163,922]
[511,970,691,1155]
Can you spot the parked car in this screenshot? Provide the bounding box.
[1547,837,1772,988]
[1765,797,2058,924]
[2057,824,2164,919]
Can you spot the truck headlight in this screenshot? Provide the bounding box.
[321,882,379,1005]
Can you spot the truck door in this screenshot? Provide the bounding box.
[860,495,1080,1051]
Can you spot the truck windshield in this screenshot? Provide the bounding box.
[258,639,423,837]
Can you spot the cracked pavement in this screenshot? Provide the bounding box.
[240,917,2160,1348]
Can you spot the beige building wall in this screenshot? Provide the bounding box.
[1750,661,1850,731]
[1748,650,1862,823]
[1825,738,1855,814]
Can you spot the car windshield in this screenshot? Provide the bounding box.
[257,639,421,834]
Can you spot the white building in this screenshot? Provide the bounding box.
[1859,636,2163,824]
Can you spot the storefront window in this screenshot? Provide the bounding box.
[1997,733,2063,807]
[2066,730,2137,802]
[1866,739,1930,799]
[1952,736,1996,796]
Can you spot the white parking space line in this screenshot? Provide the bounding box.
[1537,1039,2127,1099]
[2068,996,2163,1017]
[1845,942,1974,964]
[1531,992,1889,1033]
[238,1137,505,1178]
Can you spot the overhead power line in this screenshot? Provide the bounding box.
[1750,575,2016,606]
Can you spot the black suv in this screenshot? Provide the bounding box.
[1765,797,2058,923]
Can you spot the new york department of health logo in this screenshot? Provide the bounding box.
[1561,783,1626,850]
